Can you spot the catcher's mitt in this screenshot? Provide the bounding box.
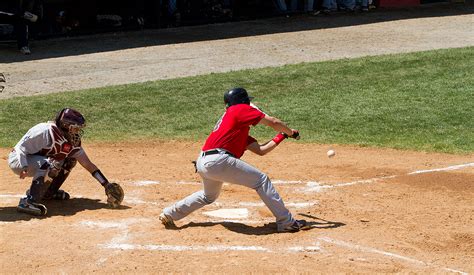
[104,182,124,208]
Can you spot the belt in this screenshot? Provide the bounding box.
[202,149,235,158]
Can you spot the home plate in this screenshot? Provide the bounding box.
[203,208,249,219]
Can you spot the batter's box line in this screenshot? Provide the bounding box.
[98,242,322,254]
[301,162,474,193]
[125,162,474,191]
[318,237,468,275]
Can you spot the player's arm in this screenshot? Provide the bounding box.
[246,133,288,156]
[75,151,110,187]
[258,114,298,138]
[76,150,124,208]
[247,140,277,156]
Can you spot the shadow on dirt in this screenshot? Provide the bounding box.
[0,197,131,222]
[0,2,472,62]
[177,213,345,235]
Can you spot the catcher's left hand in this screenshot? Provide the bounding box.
[104,182,124,208]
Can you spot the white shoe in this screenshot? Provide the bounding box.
[23,11,38,22]
[159,213,176,228]
[19,46,31,55]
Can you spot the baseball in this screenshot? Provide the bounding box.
[327,149,336,158]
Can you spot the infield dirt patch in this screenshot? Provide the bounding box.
[0,142,473,273]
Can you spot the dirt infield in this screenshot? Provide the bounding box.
[1,3,474,274]
[0,143,473,273]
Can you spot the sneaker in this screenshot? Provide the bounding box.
[322,9,332,15]
[278,219,310,233]
[361,6,369,12]
[23,11,38,23]
[159,213,176,228]
[43,190,70,200]
[17,197,47,216]
[19,46,31,55]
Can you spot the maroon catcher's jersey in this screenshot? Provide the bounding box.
[13,122,84,168]
[39,124,82,160]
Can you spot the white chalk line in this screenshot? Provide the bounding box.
[122,196,317,209]
[318,237,468,275]
[301,162,473,193]
[130,180,160,186]
[302,176,397,192]
[125,162,474,193]
[0,194,317,215]
[408,162,474,175]
[99,242,322,254]
[78,219,150,265]
[80,218,321,255]
[0,194,23,198]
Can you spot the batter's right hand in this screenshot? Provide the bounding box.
[290,129,300,140]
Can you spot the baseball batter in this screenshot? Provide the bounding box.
[8,108,124,216]
[160,87,309,232]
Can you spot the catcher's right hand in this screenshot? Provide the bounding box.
[104,182,124,208]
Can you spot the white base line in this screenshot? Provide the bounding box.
[0,194,23,198]
[318,237,468,275]
[409,163,474,175]
[301,162,474,192]
[100,243,322,253]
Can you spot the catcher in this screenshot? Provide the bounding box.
[8,108,124,216]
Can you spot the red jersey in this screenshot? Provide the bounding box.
[202,104,265,158]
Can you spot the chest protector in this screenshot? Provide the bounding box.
[39,125,81,160]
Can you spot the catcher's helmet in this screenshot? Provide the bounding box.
[224,87,254,108]
[55,108,86,145]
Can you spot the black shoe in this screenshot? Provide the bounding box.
[279,220,310,233]
[17,197,47,216]
[159,213,176,229]
[322,9,332,15]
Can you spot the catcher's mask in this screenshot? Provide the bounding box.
[224,87,254,108]
[55,108,86,146]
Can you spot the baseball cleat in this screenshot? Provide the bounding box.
[278,219,310,233]
[17,197,47,216]
[22,11,38,22]
[19,46,31,55]
[159,213,176,229]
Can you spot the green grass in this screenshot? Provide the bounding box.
[1,47,473,153]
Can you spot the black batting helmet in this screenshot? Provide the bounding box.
[224,87,254,108]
